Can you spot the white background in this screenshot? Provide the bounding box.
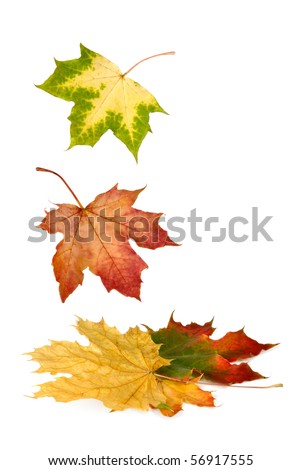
[1,1,300,469]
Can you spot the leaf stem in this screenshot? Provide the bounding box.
[197,382,283,389]
[154,373,283,389]
[122,51,175,77]
[36,167,84,209]
[154,373,193,384]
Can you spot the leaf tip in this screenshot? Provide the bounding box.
[22,351,33,359]
[132,150,139,162]
[141,323,153,333]
[59,290,68,303]
[79,43,87,54]
[266,342,280,351]
[24,394,36,400]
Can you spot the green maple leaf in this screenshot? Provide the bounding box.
[37,45,174,160]
[151,314,276,384]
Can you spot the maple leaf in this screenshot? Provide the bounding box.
[37,168,176,302]
[151,314,277,384]
[28,317,214,416]
[29,318,169,411]
[37,45,175,160]
[155,379,214,417]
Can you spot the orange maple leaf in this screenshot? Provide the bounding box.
[37,168,176,302]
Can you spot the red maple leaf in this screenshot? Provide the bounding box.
[37,168,176,302]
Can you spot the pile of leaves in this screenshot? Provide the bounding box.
[28,314,278,417]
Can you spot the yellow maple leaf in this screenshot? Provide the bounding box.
[28,318,215,416]
[28,318,170,411]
